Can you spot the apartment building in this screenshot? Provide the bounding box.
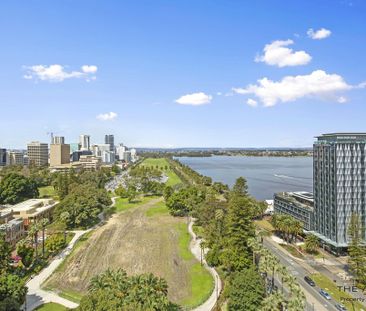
[27,142,48,167]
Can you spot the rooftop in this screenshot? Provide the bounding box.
[274,191,314,210]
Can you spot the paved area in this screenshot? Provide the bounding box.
[25,230,89,310]
[188,218,222,311]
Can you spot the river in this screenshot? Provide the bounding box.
[176,156,313,200]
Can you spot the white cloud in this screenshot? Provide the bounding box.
[255,39,311,67]
[96,112,118,121]
[82,65,98,73]
[307,28,331,40]
[233,70,352,107]
[175,92,212,105]
[246,98,258,107]
[23,64,97,82]
[337,96,347,103]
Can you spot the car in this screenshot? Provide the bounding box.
[335,304,347,311]
[319,289,331,300]
[304,276,316,286]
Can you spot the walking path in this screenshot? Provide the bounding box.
[25,230,89,310]
[188,218,222,311]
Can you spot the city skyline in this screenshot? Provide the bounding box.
[1,1,366,148]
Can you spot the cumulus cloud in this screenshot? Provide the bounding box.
[23,64,97,82]
[246,98,258,107]
[233,70,353,107]
[175,92,212,105]
[255,39,311,67]
[96,112,118,121]
[307,28,331,40]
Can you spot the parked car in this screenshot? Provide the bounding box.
[319,289,331,300]
[304,275,316,286]
[335,304,347,311]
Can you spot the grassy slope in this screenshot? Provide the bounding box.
[114,195,159,212]
[145,200,169,217]
[34,303,67,311]
[175,222,214,308]
[140,158,182,187]
[311,273,365,311]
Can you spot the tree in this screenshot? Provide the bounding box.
[348,213,366,286]
[127,185,137,203]
[0,232,11,273]
[304,234,319,253]
[40,218,49,258]
[221,195,256,272]
[227,267,265,311]
[115,186,128,198]
[78,268,181,311]
[16,240,34,268]
[0,274,27,307]
[28,223,41,259]
[45,233,66,254]
[231,177,248,197]
[0,173,38,204]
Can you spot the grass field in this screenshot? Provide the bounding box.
[140,158,182,187]
[145,200,169,217]
[44,197,213,309]
[280,244,304,259]
[38,186,56,198]
[34,303,67,311]
[114,195,159,212]
[311,273,365,311]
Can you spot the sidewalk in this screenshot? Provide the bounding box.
[188,218,222,311]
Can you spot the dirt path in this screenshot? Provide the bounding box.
[44,197,195,304]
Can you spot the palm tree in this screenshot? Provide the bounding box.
[304,234,319,253]
[59,211,70,242]
[28,222,41,259]
[260,291,285,311]
[40,218,49,258]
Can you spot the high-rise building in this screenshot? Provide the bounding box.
[313,133,366,250]
[50,143,70,167]
[27,142,48,167]
[52,136,65,144]
[92,144,114,164]
[79,135,91,151]
[105,135,115,152]
[6,151,25,166]
[116,144,127,160]
[0,148,6,166]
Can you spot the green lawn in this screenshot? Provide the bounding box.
[140,158,182,187]
[280,243,304,259]
[311,273,365,311]
[38,186,56,198]
[254,219,274,232]
[34,303,67,311]
[145,200,169,217]
[175,222,214,308]
[114,195,159,212]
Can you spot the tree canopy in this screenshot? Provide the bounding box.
[0,173,38,204]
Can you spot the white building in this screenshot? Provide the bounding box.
[79,135,91,151]
[92,144,115,164]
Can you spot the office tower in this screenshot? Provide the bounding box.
[52,136,65,144]
[50,143,70,167]
[0,148,6,166]
[6,151,25,166]
[92,144,114,163]
[105,135,115,151]
[27,142,49,167]
[79,135,91,151]
[116,144,127,160]
[313,133,366,250]
[69,143,80,154]
[130,148,137,162]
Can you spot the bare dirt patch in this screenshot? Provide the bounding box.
[44,197,195,304]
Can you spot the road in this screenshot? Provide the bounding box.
[25,230,89,310]
[263,238,340,311]
[188,218,222,311]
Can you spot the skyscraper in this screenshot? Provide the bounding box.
[27,142,48,167]
[0,148,6,166]
[79,135,91,151]
[50,143,70,167]
[52,136,65,144]
[105,135,114,152]
[313,133,366,251]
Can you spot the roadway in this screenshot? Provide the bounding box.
[263,238,340,311]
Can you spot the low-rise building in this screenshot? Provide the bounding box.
[0,209,25,246]
[273,191,314,231]
[2,199,58,229]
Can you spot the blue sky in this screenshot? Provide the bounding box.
[1,0,366,148]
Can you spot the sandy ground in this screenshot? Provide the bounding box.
[44,197,194,304]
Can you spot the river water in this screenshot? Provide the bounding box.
[176,156,313,200]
